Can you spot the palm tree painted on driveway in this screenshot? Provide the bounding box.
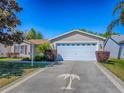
[107,0,124,36]
[58,73,80,90]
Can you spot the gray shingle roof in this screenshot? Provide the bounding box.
[111,35,124,43]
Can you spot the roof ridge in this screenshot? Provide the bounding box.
[49,30,106,41]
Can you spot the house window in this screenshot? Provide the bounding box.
[20,45,27,54]
[14,45,27,54]
[20,46,24,54]
[14,45,20,53]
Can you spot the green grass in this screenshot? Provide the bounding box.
[0,62,47,78]
[0,58,21,61]
[101,59,124,81]
[0,62,47,88]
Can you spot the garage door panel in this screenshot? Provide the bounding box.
[57,43,97,61]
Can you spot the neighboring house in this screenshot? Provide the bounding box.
[11,39,49,58]
[104,35,124,59]
[49,30,106,61]
[10,40,31,58]
[0,44,11,57]
[0,39,48,58]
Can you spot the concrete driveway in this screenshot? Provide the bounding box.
[5,61,121,93]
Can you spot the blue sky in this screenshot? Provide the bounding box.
[17,0,124,39]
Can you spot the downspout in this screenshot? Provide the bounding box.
[118,45,122,59]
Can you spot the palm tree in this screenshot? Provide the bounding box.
[107,0,124,36]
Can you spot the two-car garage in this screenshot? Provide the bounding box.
[56,42,98,61]
[49,30,105,61]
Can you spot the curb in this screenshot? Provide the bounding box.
[94,62,124,93]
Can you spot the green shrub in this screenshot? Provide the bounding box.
[34,55,43,61]
[22,57,31,61]
[35,43,51,53]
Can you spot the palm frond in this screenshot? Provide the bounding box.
[107,19,120,35]
[113,1,124,15]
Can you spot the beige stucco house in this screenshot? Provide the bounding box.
[49,30,106,61]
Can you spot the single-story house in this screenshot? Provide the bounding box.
[49,30,106,61]
[11,40,49,58]
[104,35,124,59]
[0,39,49,58]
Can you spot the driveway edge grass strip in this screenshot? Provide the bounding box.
[99,63,124,87]
[101,59,124,81]
[0,68,45,93]
[94,62,124,93]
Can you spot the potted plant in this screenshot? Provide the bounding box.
[95,44,110,62]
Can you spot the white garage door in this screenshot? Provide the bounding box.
[56,43,98,61]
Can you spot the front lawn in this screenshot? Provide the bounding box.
[0,58,21,61]
[0,62,47,88]
[101,59,124,81]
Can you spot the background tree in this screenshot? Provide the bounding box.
[79,28,119,38]
[0,0,23,45]
[36,32,43,39]
[107,0,124,35]
[26,28,36,40]
[99,31,119,38]
[25,28,43,40]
